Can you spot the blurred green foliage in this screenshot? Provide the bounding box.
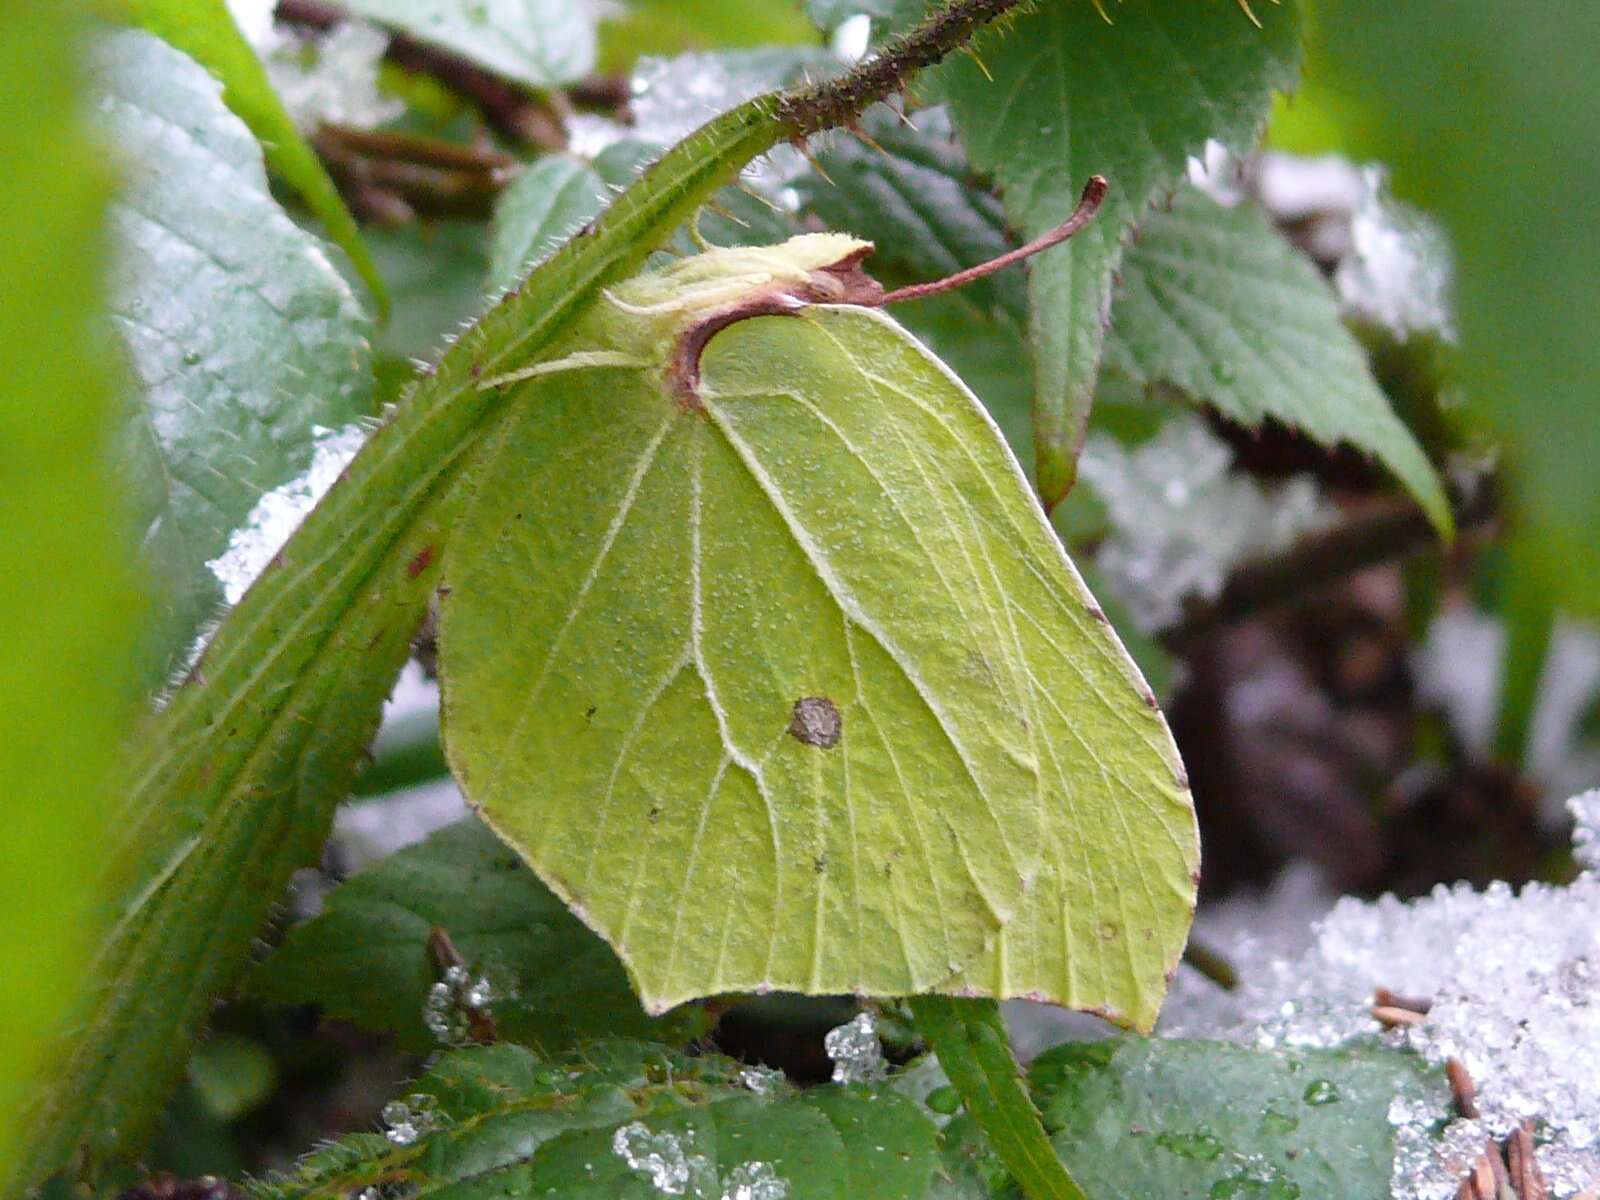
[1314,1,1600,620]
[0,0,137,1180]
[124,0,388,311]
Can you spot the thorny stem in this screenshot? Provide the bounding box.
[776,0,1030,135]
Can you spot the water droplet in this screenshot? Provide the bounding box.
[1207,1169,1301,1199]
[925,1085,963,1115]
[1259,1106,1299,1135]
[1301,1079,1341,1106]
[1155,1130,1224,1161]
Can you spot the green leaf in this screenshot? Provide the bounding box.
[488,155,607,296]
[895,292,1032,468]
[124,0,388,313]
[21,6,1051,1176]
[367,220,492,362]
[0,0,137,1186]
[1020,1037,1447,1200]
[600,0,819,71]
[1315,1,1600,619]
[911,997,1088,1200]
[802,1086,943,1200]
[927,0,1302,504]
[340,0,597,87]
[439,244,1195,1024]
[1105,187,1451,533]
[934,1037,1449,1199]
[98,30,374,680]
[249,818,710,1051]
[20,87,791,1185]
[249,1041,939,1200]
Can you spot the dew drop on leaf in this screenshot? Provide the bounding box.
[1301,1079,1341,1106]
[925,1085,962,1115]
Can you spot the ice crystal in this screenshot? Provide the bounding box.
[737,1065,784,1097]
[610,1122,791,1200]
[1161,863,1336,1039]
[267,23,402,133]
[829,14,871,63]
[611,1122,719,1197]
[1078,415,1332,631]
[1252,153,1368,227]
[824,1011,887,1084]
[1411,608,1504,757]
[1573,790,1600,872]
[381,1092,444,1147]
[206,422,367,605]
[720,1161,788,1200]
[421,962,496,1046]
[1169,793,1600,1198]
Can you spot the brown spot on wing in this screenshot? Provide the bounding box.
[788,696,842,749]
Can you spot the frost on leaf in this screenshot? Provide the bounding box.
[380,1092,445,1146]
[1167,791,1600,1199]
[206,423,368,606]
[824,1011,886,1084]
[612,1121,719,1197]
[421,961,496,1047]
[612,1121,788,1199]
[630,49,839,207]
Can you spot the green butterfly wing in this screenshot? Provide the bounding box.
[440,297,1196,1028]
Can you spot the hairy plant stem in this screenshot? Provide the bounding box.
[911,996,1090,1200]
[12,2,1032,1189]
